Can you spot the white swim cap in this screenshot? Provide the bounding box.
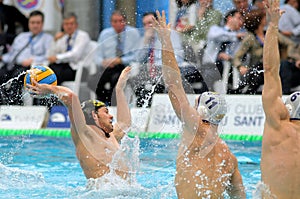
[285,91,300,120]
[197,92,227,125]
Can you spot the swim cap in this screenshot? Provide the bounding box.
[81,100,106,125]
[197,92,227,125]
[285,91,300,120]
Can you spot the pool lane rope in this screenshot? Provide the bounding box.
[0,129,262,141]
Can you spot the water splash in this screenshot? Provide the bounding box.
[0,70,31,105]
[82,135,152,198]
[252,181,277,199]
[0,71,27,89]
[109,135,140,184]
[84,173,150,199]
[0,163,45,190]
[141,75,163,108]
[251,68,264,75]
[0,136,26,164]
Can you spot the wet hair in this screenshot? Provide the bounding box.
[175,0,197,8]
[224,9,239,24]
[29,10,44,22]
[81,100,106,125]
[244,9,265,33]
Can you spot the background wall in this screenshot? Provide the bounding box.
[9,0,288,39]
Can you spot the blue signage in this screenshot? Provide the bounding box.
[47,106,70,128]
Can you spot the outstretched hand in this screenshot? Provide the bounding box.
[116,66,131,90]
[152,10,171,45]
[26,78,51,96]
[265,0,285,26]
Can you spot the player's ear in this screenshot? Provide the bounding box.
[92,110,98,120]
[198,105,209,118]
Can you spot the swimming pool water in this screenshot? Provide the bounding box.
[0,135,261,199]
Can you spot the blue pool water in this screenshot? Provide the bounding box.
[0,135,261,198]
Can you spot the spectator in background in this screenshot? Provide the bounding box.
[252,0,267,11]
[0,0,28,49]
[134,12,205,107]
[233,9,298,94]
[134,12,183,107]
[190,0,223,66]
[94,10,140,106]
[172,0,198,63]
[232,0,252,15]
[48,12,91,85]
[280,44,300,94]
[173,0,198,33]
[279,0,300,43]
[201,9,245,92]
[0,10,53,105]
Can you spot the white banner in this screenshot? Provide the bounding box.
[0,106,48,129]
[147,94,186,133]
[149,94,268,136]
[108,107,150,133]
[221,95,265,135]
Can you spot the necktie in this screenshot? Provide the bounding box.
[66,36,72,51]
[219,41,231,53]
[7,35,34,71]
[116,33,122,57]
[148,38,156,78]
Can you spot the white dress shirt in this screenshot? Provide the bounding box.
[49,29,91,70]
[2,31,53,65]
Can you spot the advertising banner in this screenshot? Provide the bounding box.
[149,94,268,136]
[0,106,48,129]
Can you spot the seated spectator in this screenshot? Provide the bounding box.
[47,12,91,85]
[232,9,298,94]
[0,0,28,51]
[172,0,198,34]
[0,10,53,105]
[190,0,223,66]
[251,0,267,11]
[133,12,207,107]
[94,10,140,106]
[279,0,300,43]
[280,45,300,94]
[232,0,252,16]
[172,0,198,63]
[201,9,245,91]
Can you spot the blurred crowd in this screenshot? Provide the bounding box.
[0,0,300,107]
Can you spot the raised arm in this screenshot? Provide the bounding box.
[113,66,132,141]
[262,0,288,126]
[26,80,86,132]
[153,10,199,131]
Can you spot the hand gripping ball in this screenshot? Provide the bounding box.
[24,65,57,87]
